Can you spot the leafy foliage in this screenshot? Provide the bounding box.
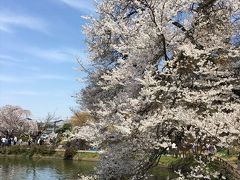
[56,123,72,134]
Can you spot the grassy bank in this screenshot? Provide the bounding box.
[0,145,99,161]
[158,155,181,167]
[0,145,55,157]
[217,149,239,168]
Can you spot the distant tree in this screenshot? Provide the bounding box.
[38,112,61,132]
[69,111,94,127]
[0,105,38,137]
[44,112,60,124]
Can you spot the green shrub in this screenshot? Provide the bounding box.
[64,142,77,160]
[55,123,72,134]
[19,134,29,142]
[56,134,64,144]
[0,147,6,154]
[0,145,55,157]
[0,145,29,155]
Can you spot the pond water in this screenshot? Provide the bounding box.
[0,156,176,180]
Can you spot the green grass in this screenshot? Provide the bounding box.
[159,155,180,166]
[73,152,100,161]
[79,152,99,158]
[169,155,199,173]
[217,148,239,167]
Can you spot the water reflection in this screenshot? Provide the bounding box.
[0,156,176,180]
[0,156,95,180]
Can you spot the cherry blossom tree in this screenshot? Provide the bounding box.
[76,0,240,179]
[0,105,38,137]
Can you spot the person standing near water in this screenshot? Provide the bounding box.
[1,137,6,146]
[14,136,17,145]
[28,138,32,146]
[18,138,22,144]
[8,138,11,146]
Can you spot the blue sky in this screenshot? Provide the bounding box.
[0,0,96,120]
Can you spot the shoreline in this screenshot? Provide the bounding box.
[0,146,100,162]
[0,152,173,169]
[0,153,100,162]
